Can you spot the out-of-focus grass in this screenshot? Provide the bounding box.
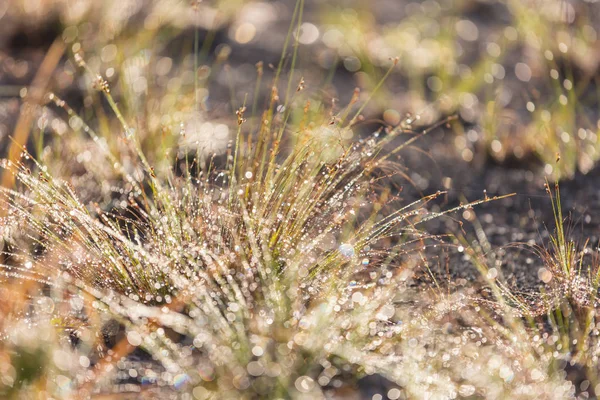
[4,0,598,180]
[315,0,600,179]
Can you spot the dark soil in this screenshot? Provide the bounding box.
[397,123,600,291]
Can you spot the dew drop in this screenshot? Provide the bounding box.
[295,376,315,393]
[339,243,354,258]
[173,373,189,389]
[126,330,142,346]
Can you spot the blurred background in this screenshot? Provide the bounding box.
[2,0,599,178]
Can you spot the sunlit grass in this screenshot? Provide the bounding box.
[0,47,481,397]
[2,0,600,399]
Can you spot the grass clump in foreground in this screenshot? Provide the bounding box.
[1,7,600,400]
[0,65,579,400]
[0,53,461,397]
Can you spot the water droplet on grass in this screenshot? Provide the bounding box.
[126,330,142,346]
[339,243,354,258]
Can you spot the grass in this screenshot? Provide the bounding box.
[2,0,600,399]
[0,59,458,398]
[316,0,600,180]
